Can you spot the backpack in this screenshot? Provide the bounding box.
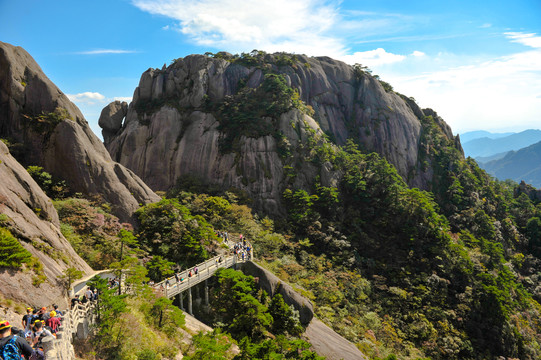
[1,335,23,360]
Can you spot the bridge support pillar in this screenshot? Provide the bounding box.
[179,292,184,311]
[188,287,193,315]
[205,279,209,306]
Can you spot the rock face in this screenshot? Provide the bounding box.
[0,41,160,222]
[304,319,368,360]
[0,141,92,307]
[103,52,462,215]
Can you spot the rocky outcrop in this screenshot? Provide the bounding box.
[240,261,314,325]
[0,141,92,307]
[99,100,128,144]
[239,261,367,360]
[102,52,462,214]
[107,104,335,214]
[304,319,368,360]
[515,180,541,201]
[0,41,160,222]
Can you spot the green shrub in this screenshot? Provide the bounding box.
[26,166,69,199]
[0,227,32,268]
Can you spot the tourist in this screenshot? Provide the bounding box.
[31,321,53,347]
[21,308,33,336]
[0,320,33,359]
[45,312,60,334]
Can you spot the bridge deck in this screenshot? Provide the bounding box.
[153,252,250,298]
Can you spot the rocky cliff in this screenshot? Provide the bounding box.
[0,41,160,223]
[0,140,92,306]
[102,51,461,215]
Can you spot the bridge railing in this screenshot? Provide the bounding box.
[153,247,253,298]
[44,301,96,360]
[46,240,253,358]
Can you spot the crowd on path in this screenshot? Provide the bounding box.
[1,304,64,360]
[0,231,256,359]
[232,234,252,262]
[70,287,100,309]
[156,231,253,292]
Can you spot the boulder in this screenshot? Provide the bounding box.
[99,100,128,143]
[102,52,463,214]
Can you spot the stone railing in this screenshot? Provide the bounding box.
[43,241,253,359]
[43,301,96,360]
[154,249,253,299]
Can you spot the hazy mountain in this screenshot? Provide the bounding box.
[475,150,510,164]
[481,140,541,188]
[459,130,514,143]
[462,129,541,158]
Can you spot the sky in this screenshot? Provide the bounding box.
[1,0,540,139]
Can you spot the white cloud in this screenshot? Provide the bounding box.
[114,97,133,103]
[411,50,425,57]
[76,49,138,55]
[379,33,541,133]
[480,23,492,28]
[132,0,344,55]
[340,48,406,67]
[67,92,106,105]
[505,32,541,49]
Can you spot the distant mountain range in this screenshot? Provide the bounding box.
[482,141,541,188]
[459,130,514,144]
[475,151,510,164]
[461,129,541,158]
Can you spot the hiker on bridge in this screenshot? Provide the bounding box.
[45,312,60,334]
[21,308,34,336]
[31,321,53,347]
[0,320,34,360]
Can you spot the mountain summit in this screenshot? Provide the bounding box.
[101,51,462,214]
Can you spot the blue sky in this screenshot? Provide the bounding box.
[1,0,540,138]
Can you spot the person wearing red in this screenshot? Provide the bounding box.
[44,311,60,334]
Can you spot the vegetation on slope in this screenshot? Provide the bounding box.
[6,52,541,359]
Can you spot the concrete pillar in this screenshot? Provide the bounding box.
[205,279,209,306]
[188,287,193,315]
[180,291,184,310]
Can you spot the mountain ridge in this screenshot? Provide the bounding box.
[101,50,462,215]
[482,139,541,187]
[459,130,514,143]
[462,129,541,158]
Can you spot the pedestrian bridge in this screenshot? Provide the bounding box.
[152,251,252,314]
[48,247,252,358]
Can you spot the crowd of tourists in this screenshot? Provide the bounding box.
[0,304,64,360]
[157,232,253,291]
[232,235,252,261]
[0,231,255,359]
